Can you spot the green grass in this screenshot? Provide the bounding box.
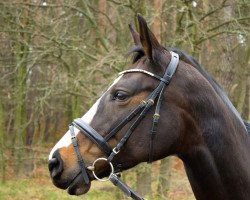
[0,157,195,200]
[0,176,194,200]
[0,179,118,200]
[0,177,194,200]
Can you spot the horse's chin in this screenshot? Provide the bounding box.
[67,173,91,195]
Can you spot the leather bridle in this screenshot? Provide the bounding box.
[69,51,179,200]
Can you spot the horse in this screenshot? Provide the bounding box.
[48,15,250,200]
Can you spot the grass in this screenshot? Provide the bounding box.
[0,179,119,200]
[0,157,195,200]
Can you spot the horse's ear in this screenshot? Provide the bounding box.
[129,23,141,46]
[137,14,161,60]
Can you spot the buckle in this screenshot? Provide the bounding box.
[71,136,77,147]
[153,113,160,119]
[112,147,120,154]
[148,99,154,104]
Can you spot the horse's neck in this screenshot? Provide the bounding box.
[178,75,250,200]
[180,146,228,200]
[181,140,250,200]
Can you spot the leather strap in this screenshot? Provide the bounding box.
[72,119,112,156]
[69,125,90,184]
[148,51,179,163]
[104,100,147,141]
[109,174,144,200]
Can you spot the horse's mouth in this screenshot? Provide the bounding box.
[54,165,111,196]
[67,167,114,195]
[67,172,91,195]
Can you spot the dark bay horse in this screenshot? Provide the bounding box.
[48,15,250,200]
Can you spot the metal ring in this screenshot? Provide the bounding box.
[91,158,114,182]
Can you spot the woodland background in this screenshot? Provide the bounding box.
[0,0,249,199]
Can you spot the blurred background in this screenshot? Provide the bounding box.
[0,0,249,199]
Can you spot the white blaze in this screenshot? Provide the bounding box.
[48,75,123,160]
[48,99,101,160]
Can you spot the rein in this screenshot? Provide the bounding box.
[69,51,179,200]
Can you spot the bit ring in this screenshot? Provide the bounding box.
[91,158,114,182]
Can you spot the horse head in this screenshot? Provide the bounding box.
[48,14,250,199]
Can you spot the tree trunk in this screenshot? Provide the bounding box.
[98,0,107,35]
[240,44,250,120]
[0,102,6,182]
[244,76,250,121]
[152,0,162,43]
[13,43,29,173]
[157,158,171,199]
[136,163,152,198]
[217,0,237,94]
[43,116,50,142]
[12,3,32,174]
[13,57,27,175]
[79,0,108,51]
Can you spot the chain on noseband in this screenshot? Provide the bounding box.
[69,51,179,200]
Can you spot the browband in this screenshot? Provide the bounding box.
[119,51,179,84]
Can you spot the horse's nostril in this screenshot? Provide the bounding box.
[48,158,58,171]
[48,150,64,178]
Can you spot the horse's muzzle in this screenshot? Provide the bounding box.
[48,149,91,195]
[48,150,70,189]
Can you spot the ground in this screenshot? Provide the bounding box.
[0,157,195,200]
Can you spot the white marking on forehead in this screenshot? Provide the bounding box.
[81,98,101,124]
[48,75,123,160]
[48,99,101,160]
[48,127,78,160]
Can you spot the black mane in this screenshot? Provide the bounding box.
[128,46,145,64]
[170,48,250,135]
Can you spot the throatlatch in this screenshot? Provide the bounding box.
[69,51,179,200]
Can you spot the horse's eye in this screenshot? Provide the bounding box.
[112,91,129,101]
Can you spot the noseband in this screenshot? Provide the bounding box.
[69,51,179,200]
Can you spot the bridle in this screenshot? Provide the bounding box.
[69,51,179,200]
[69,51,179,199]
